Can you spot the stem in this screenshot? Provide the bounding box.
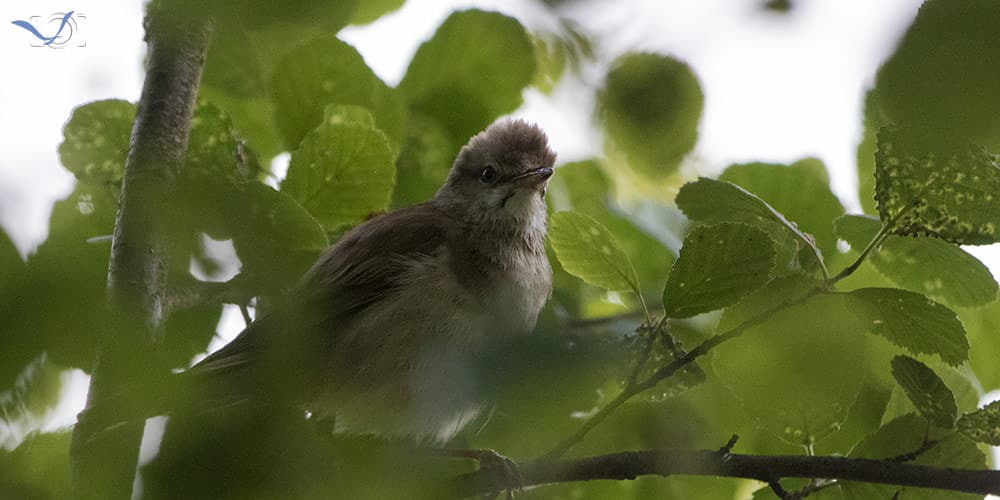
[828,223,891,284]
[541,288,822,460]
[70,9,212,500]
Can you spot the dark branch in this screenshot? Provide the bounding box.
[455,449,1000,497]
[70,8,212,500]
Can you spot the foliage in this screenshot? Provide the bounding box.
[4,1,1000,499]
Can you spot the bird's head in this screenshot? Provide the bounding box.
[436,119,556,229]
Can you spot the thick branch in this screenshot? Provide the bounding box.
[456,449,1000,497]
[70,9,212,500]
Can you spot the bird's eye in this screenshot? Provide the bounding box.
[479,166,498,184]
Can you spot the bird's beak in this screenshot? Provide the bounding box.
[508,166,554,186]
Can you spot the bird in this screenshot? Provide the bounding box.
[175,118,557,443]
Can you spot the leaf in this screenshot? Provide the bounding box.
[547,161,675,299]
[663,223,775,318]
[675,178,825,273]
[599,52,703,178]
[390,114,456,208]
[873,0,1000,150]
[874,126,1000,244]
[323,104,376,129]
[282,120,396,232]
[844,413,985,500]
[548,211,640,295]
[272,35,405,150]
[713,290,867,446]
[834,214,998,307]
[185,99,260,182]
[844,288,969,366]
[398,10,535,145]
[0,431,72,499]
[956,400,1000,446]
[58,99,135,184]
[719,159,844,255]
[958,301,1000,391]
[890,355,957,428]
[349,0,405,25]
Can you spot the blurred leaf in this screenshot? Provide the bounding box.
[890,355,957,428]
[323,104,376,129]
[874,0,1000,150]
[549,211,640,295]
[875,126,1000,244]
[676,178,826,273]
[844,288,968,366]
[599,52,702,178]
[282,119,396,232]
[272,35,405,150]
[663,223,775,318]
[834,214,998,307]
[398,9,535,145]
[15,184,118,371]
[956,400,1000,445]
[0,431,72,500]
[58,99,135,185]
[0,356,63,440]
[391,114,455,208]
[349,0,404,25]
[958,301,1000,391]
[531,35,567,94]
[185,99,259,182]
[181,177,329,293]
[720,159,844,255]
[844,413,985,500]
[162,302,223,370]
[713,291,866,447]
[199,89,283,163]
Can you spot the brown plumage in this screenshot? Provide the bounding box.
[187,119,556,441]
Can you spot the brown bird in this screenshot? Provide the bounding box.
[181,119,556,443]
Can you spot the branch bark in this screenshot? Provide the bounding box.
[69,8,211,500]
[455,449,1000,497]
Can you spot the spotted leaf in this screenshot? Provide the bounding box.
[874,126,1000,244]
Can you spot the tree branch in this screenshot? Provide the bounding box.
[70,8,212,500]
[455,449,1000,497]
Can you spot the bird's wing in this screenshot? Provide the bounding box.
[189,203,453,376]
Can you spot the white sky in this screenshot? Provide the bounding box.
[1,0,998,476]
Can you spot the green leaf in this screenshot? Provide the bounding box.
[599,52,703,178]
[958,301,1000,391]
[663,223,775,318]
[547,161,675,300]
[323,104,376,129]
[844,288,969,366]
[58,99,135,185]
[890,355,957,428]
[874,126,1000,244]
[873,0,1000,150]
[548,211,640,295]
[956,400,1000,446]
[0,431,72,499]
[713,290,867,446]
[282,120,396,232]
[845,413,985,500]
[719,159,844,255]
[398,9,535,145]
[675,178,826,273]
[185,99,260,182]
[390,114,456,208]
[272,35,405,150]
[834,214,998,307]
[349,0,405,25]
